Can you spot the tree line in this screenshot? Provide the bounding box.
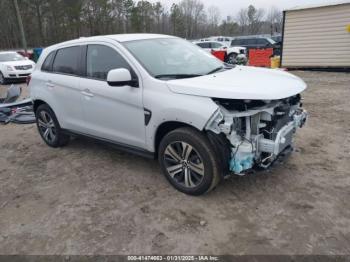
[0,0,283,50]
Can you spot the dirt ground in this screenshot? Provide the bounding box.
[0,71,350,255]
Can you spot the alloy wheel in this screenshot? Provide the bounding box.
[228,53,237,64]
[37,111,56,143]
[163,141,205,188]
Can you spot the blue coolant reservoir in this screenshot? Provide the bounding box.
[229,141,254,175]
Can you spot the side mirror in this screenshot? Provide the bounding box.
[107,68,138,87]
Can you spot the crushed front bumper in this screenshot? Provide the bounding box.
[230,108,308,174]
[258,108,307,156]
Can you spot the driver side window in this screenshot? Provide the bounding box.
[86,45,130,81]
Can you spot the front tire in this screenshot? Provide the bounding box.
[227,53,238,64]
[35,104,70,147]
[158,127,221,195]
[0,72,7,85]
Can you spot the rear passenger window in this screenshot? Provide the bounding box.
[52,46,80,75]
[87,45,130,81]
[41,51,55,72]
[231,39,241,46]
[246,39,257,45]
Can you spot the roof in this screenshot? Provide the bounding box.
[232,35,273,40]
[43,33,177,52]
[285,0,350,11]
[0,51,17,54]
[192,40,222,44]
[99,33,174,42]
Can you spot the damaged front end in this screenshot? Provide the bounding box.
[205,95,307,176]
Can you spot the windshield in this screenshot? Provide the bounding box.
[123,38,224,79]
[0,52,26,62]
[267,38,277,45]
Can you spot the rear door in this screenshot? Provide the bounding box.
[79,43,145,148]
[46,46,86,131]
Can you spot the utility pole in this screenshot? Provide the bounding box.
[13,0,28,55]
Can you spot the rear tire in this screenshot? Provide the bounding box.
[158,127,221,195]
[35,104,70,147]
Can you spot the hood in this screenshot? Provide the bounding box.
[1,60,35,67]
[166,66,307,100]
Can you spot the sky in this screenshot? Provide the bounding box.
[147,0,341,18]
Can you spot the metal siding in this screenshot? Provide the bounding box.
[282,4,350,68]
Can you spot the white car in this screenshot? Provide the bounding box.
[193,41,246,64]
[199,36,233,47]
[29,34,307,195]
[0,51,35,84]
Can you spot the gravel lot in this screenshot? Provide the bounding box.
[0,71,350,255]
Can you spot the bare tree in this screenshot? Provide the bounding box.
[267,6,283,35]
[236,8,248,35]
[247,5,265,35]
[153,2,164,33]
[179,0,205,38]
[207,5,220,35]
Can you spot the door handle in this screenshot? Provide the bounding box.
[81,89,94,97]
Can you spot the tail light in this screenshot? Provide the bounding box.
[26,75,31,86]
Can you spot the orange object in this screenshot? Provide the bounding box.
[249,48,274,67]
[211,50,226,61]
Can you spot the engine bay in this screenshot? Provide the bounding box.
[206,95,308,175]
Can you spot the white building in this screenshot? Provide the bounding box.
[281,1,350,69]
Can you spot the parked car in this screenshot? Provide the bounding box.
[194,40,227,52]
[193,41,247,64]
[203,36,234,47]
[231,36,281,55]
[271,35,282,45]
[0,51,35,84]
[30,34,307,195]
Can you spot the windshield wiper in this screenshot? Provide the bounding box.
[206,66,224,75]
[154,74,203,80]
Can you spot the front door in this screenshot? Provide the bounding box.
[79,44,146,149]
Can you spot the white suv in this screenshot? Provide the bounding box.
[29,34,307,195]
